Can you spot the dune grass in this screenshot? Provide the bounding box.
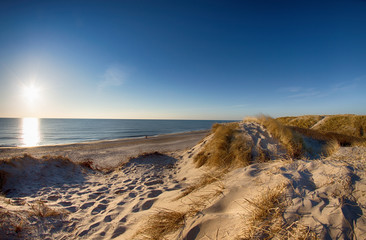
[137,208,186,240]
[289,125,366,147]
[30,200,67,218]
[0,208,28,237]
[275,116,297,125]
[240,184,286,239]
[176,171,224,199]
[277,115,324,129]
[312,115,366,138]
[252,115,304,159]
[194,123,253,169]
[239,184,318,240]
[137,187,224,240]
[277,114,366,140]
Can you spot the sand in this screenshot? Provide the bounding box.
[1,124,365,239]
[0,130,209,169]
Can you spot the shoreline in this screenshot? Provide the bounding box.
[0,130,209,168]
[0,129,209,149]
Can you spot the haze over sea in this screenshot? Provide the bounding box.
[0,118,228,147]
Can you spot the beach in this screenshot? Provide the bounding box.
[0,130,209,169]
[1,119,366,239]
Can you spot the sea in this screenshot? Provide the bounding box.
[0,118,230,147]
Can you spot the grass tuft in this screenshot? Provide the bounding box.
[176,171,224,199]
[136,209,186,240]
[194,123,253,169]
[239,184,318,240]
[137,185,224,239]
[30,200,67,218]
[322,139,340,157]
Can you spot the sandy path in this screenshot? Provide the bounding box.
[0,153,184,239]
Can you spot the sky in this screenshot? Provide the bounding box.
[0,0,365,120]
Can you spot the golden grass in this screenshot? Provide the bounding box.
[249,115,365,157]
[322,139,340,157]
[0,208,28,237]
[239,184,318,240]
[176,171,225,199]
[30,200,67,218]
[312,115,366,138]
[137,208,186,240]
[240,184,286,239]
[255,147,271,163]
[277,115,323,129]
[252,115,304,158]
[289,126,366,147]
[137,186,224,239]
[277,114,366,139]
[194,123,253,169]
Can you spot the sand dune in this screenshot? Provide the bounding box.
[1,121,365,239]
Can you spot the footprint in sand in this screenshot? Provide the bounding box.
[117,201,126,206]
[80,202,94,209]
[111,174,119,180]
[141,199,156,210]
[114,188,127,194]
[96,187,109,192]
[78,230,89,237]
[112,226,126,238]
[91,204,107,215]
[145,179,164,186]
[128,191,137,198]
[68,190,78,194]
[47,195,60,201]
[58,201,73,206]
[77,191,89,196]
[103,215,113,222]
[89,222,100,230]
[88,193,102,200]
[133,199,157,212]
[147,190,162,198]
[96,195,107,201]
[66,206,78,213]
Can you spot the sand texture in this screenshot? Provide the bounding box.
[1,123,365,239]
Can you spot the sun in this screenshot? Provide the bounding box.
[22,83,41,102]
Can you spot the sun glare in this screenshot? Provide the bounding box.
[21,117,40,147]
[22,83,41,103]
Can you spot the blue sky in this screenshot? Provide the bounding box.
[0,0,365,120]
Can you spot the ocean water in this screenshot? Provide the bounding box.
[0,118,230,147]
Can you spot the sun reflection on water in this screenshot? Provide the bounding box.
[22,118,40,147]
